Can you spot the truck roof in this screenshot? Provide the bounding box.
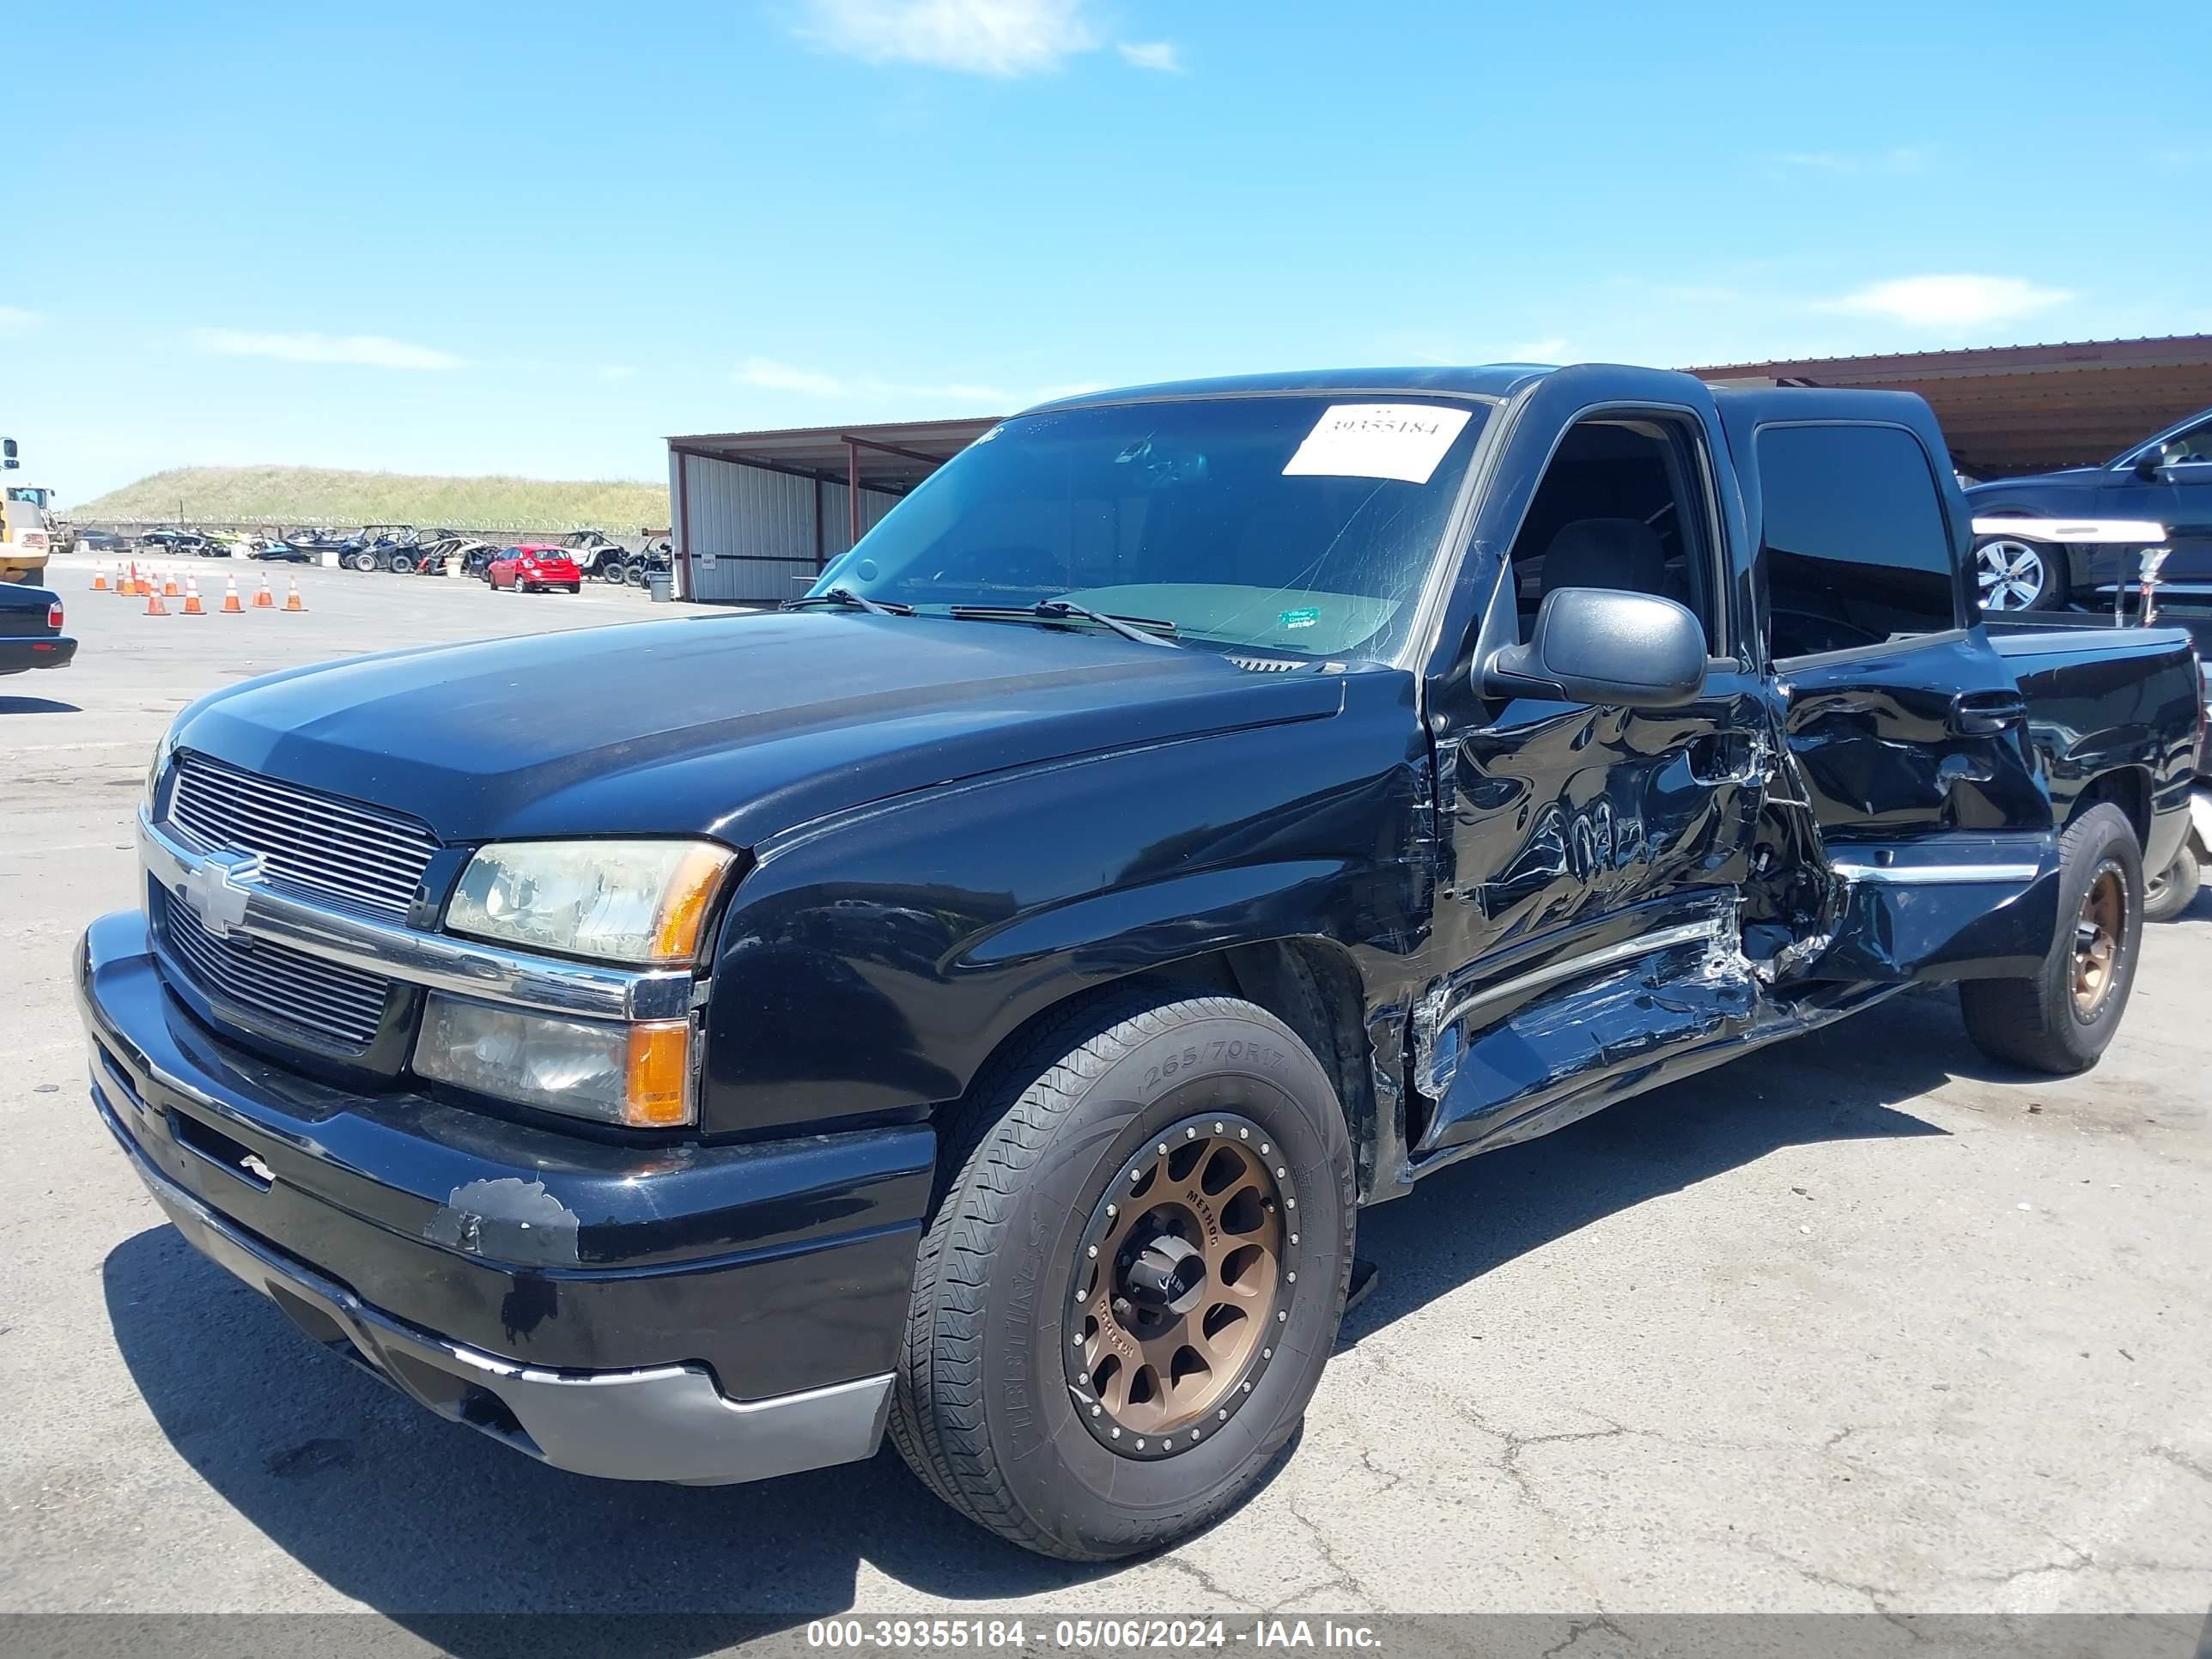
[1030,364,1938,428]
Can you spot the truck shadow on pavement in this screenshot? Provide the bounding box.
[100,987,2002,1652]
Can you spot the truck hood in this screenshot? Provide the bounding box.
[173,611,1346,846]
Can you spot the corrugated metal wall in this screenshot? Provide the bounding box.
[673,452,902,605]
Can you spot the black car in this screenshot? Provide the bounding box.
[137,528,214,556]
[75,527,131,554]
[1965,406,2212,611]
[78,364,2203,1561]
[0,582,77,677]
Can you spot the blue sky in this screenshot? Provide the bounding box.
[9,0,2210,503]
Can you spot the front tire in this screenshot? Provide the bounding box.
[891,989,1354,1561]
[1962,803,2142,1073]
[1972,533,2061,612]
[2144,847,2201,922]
[349,551,377,573]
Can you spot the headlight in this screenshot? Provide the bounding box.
[414,994,694,1127]
[143,728,177,816]
[445,839,734,964]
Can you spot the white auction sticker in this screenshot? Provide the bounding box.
[1282,403,1473,484]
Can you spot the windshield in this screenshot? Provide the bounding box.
[810,395,1488,660]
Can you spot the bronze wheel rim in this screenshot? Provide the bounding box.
[1065,1112,1296,1458]
[2072,863,2126,1019]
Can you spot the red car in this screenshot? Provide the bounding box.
[485,544,582,594]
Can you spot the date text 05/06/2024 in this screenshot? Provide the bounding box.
[804,1620,1383,1650]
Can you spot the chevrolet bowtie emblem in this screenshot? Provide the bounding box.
[179,849,263,939]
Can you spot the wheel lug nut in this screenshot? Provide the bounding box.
[1290,1233,1299,1245]
[1185,1127,1196,1139]
[1287,1272,1297,1283]
[1278,1310,1288,1322]
[1213,1121,1224,1133]
[1243,1382,1253,1392]
[1106,1204,1116,1218]
[1135,1438,1146,1449]
[1239,1128,1249,1139]
[1158,1143,1168,1155]
[1262,1347,1273,1359]
[1218,1408,1229,1420]
[1087,1245,1098,1258]
[1276,1166,1286,1178]
[1259,1143,1269,1154]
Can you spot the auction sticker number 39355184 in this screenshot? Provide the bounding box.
[1281,403,1472,484]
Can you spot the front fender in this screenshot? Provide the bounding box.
[695,673,1430,1138]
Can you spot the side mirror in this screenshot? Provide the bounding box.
[1480,587,1708,708]
[2134,455,2165,481]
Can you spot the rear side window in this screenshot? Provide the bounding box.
[1756,422,1958,659]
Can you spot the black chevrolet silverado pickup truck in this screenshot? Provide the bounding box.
[80,365,2203,1560]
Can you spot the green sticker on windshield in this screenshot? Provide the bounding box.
[1279,606,1321,629]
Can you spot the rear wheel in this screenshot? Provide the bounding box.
[389,552,418,574]
[1963,803,2142,1073]
[891,989,1355,1561]
[1972,534,2061,612]
[2144,847,2202,922]
[347,551,376,572]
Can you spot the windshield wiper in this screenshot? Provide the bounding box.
[946,598,1182,648]
[781,586,912,617]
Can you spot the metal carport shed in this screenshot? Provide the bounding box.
[667,417,1000,604]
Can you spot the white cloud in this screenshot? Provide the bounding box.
[191,328,465,369]
[0,306,40,335]
[1507,337,1569,362]
[1772,146,1930,176]
[1116,40,1182,73]
[1821,274,2072,329]
[736,357,848,396]
[798,0,1096,76]
[733,357,1017,406]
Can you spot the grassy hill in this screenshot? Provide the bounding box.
[73,465,672,532]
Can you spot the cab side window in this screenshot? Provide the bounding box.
[1503,416,1724,654]
[1757,422,1957,660]
[2154,418,2212,467]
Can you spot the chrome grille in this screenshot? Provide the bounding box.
[166,755,440,921]
[160,891,390,1048]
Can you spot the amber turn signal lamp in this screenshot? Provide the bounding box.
[623,1021,695,1127]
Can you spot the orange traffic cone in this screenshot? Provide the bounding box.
[183,576,205,615]
[144,581,170,617]
[162,566,181,598]
[252,574,275,609]
[221,574,243,613]
[283,577,306,613]
[91,562,109,592]
[117,562,136,598]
